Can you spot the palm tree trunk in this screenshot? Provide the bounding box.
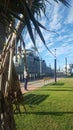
[0,19,24,130]
[0,23,6,53]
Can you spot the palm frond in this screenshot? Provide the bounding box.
[53,0,70,6]
[37,21,59,36]
[22,1,46,43]
[0,0,70,49]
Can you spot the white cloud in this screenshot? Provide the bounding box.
[64,1,73,24]
[23,1,73,69]
[26,40,33,49]
[48,3,62,31]
[55,43,73,58]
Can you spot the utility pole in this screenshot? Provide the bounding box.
[65,57,67,77]
[54,49,57,83]
[40,58,42,77]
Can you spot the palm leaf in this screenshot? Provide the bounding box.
[0,0,70,51]
[53,0,70,6]
[21,1,46,44]
[36,21,59,35]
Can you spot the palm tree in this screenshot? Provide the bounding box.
[0,0,69,130]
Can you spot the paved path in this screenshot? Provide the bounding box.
[20,78,60,94]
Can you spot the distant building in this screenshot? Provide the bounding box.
[62,64,71,76]
[13,49,54,80]
[69,64,73,76]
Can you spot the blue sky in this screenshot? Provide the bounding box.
[23,0,73,70]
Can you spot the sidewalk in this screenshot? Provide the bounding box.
[20,78,59,94]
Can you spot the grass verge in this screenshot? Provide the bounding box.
[14,78,73,130]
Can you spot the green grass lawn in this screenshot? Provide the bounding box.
[14,78,73,130]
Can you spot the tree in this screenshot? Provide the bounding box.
[0,0,69,130]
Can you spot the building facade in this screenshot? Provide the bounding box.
[13,49,54,80]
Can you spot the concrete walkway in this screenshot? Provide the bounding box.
[20,78,60,94]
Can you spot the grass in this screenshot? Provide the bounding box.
[14,78,73,130]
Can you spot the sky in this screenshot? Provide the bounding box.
[23,0,73,70]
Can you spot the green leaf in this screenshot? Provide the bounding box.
[22,1,46,45]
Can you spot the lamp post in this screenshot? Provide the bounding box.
[54,49,57,82]
[65,57,67,77]
[40,58,42,77]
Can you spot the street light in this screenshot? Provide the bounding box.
[54,49,57,83]
[40,58,42,77]
[65,57,67,77]
[47,47,57,83]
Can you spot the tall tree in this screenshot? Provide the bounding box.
[0,0,69,130]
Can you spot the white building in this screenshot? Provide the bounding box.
[13,49,54,80]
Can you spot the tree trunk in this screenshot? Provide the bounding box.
[0,23,6,53]
[0,20,23,130]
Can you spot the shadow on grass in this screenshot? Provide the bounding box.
[21,111,73,116]
[58,87,73,89]
[50,82,65,86]
[39,89,73,92]
[44,82,65,87]
[23,94,49,105]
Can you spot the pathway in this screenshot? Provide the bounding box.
[20,78,61,94]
